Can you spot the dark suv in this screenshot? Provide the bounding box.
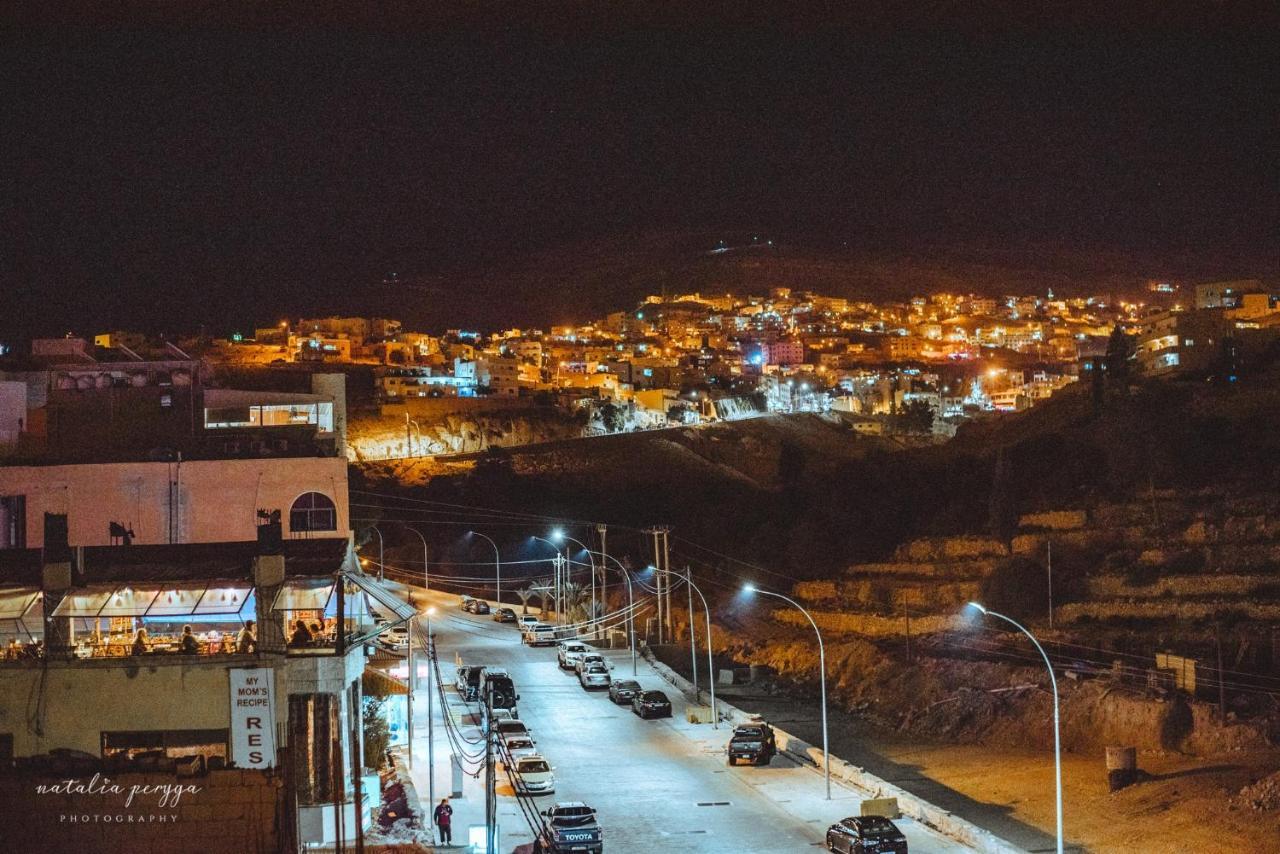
[825,816,908,854]
[536,802,602,854]
[608,679,641,705]
[464,598,491,615]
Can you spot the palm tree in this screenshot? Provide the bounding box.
[515,587,533,615]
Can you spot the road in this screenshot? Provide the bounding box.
[404,592,974,853]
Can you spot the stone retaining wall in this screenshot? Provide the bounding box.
[893,536,1008,563]
[1057,600,1280,624]
[773,608,962,637]
[1087,574,1274,599]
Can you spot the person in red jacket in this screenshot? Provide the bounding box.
[433,797,453,845]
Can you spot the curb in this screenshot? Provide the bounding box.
[643,651,1027,854]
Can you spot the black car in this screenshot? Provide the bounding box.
[464,599,491,615]
[608,679,641,705]
[825,816,908,854]
[631,689,672,719]
[493,607,518,623]
[726,722,776,766]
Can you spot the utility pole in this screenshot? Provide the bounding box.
[597,523,608,639]
[485,681,496,854]
[426,611,435,810]
[647,528,664,643]
[686,564,698,697]
[1215,623,1226,723]
[1047,539,1054,630]
[406,619,414,770]
[662,529,673,641]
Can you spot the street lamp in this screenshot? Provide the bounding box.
[554,531,599,636]
[584,549,637,677]
[424,606,437,810]
[399,523,429,591]
[532,535,568,623]
[469,531,501,608]
[363,525,384,582]
[742,583,830,799]
[648,566,717,728]
[967,602,1063,854]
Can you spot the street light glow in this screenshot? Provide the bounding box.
[426,606,437,616]
[742,583,756,593]
[550,528,564,542]
[967,601,988,614]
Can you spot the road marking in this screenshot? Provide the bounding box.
[695,801,732,806]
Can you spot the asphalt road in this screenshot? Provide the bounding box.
[410,595,973,854]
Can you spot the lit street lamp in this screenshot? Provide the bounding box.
[648,566,717,728]
[399,523,429,591]
[742,583,830,799]
[584,549,637,677]
[967,601,1063,854]
[469,531,502,608]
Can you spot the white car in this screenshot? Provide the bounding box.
[524,623,558,646]
[574,652,607,675]
[502,736,539,763]
[512,755,556,795]
[579,663,611,690]
[517,614,540,630]
[557,642,589,669]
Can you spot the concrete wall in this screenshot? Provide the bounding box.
[0,767,283,854]
[0,656,285,758]
[0,456,349,547]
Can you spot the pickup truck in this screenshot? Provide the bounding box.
[536,802,602,854]
[726,722,777,766]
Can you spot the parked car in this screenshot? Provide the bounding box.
[460,595,475,611]
[536,802,602,854]
[502,736,539,763]
[726,721,776,766]
[512,755,556,796]
[579,663,611,690]
[523,623,558,646]
[493,607,518,623]
[455,665,483,701]
[608,679,641,705]
[824,816,908,854]
[464,598,491,615]
[574,652,607,675]
[517,614,540,630]
[494,718,531,741]
[631,690,672,719]
[381,625,409,651]
[557,642,589,669]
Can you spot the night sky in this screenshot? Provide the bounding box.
[4,4,1276,340]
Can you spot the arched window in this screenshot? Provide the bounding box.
[290,492,336,533]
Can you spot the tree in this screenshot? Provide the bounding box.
[600,402,624,433]
[899,399,935,434]
[516,586,533,615]
[361,695,391,771]
[1105,325,1134,388]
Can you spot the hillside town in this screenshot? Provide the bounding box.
[6,277,1273,465]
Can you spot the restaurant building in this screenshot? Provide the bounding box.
[0,353,411,852]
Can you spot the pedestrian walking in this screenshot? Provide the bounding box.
[433,797,453,845]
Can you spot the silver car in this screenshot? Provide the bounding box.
[579,663,611,690]
[575,652,607,675]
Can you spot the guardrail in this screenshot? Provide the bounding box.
[643,650,1027,854]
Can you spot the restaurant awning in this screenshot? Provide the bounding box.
[344,572,416,623]
[51,581,254,619]
[0,588,41,621]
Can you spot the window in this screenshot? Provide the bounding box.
[290,492,337,532]
[0,496,25,549]
[101,729,228,762]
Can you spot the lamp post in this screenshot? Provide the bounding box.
[400,523,429,591]
[967,602,1063,854]
[649,566,717,728]
[470,531,501,608]
[532,535,565,623]
[743,584,830,799]
[365,525,384,582]
[554,531,597,636]
[424,606,436,809]
[586,550,637,677]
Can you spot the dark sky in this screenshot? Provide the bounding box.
[4,3,1276,340]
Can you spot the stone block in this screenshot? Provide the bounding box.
[1018,510,1087,530]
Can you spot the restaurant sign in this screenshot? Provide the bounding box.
[229,667,277,769]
